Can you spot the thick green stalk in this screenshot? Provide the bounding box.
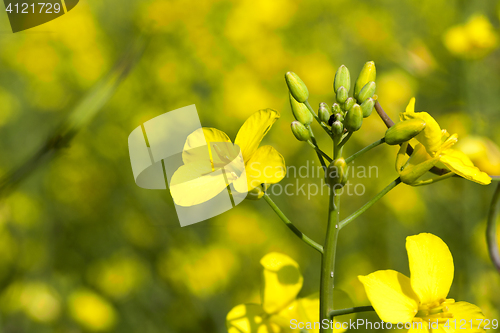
[320,186,341,333]
[345,138,385,164]
[339,178,401,229]
[487,183,500,273]
[329,306,374,318]
[263,193,324,254]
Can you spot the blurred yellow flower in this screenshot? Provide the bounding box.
[226,253,346,333]
[170,109,286,206]
[443,15,498,59]
[359,233,486,331]
[89,254,149,299]
[377,70,416,118]
[158,245,238,299]
[397,98,491,185]
[68,289,117,331]
[457,136,500,176]
[1,282,61,323]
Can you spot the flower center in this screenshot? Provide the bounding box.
[413,299,455,324]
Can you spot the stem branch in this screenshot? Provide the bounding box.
[339,178,402,229]
[345,138,385,164]
[308,141,333,163]
[263,193,324,254]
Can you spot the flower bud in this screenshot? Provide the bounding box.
[291,121,312,141]
[332,103,342,115]
[289,93,313,125]
[344,104,363,132]
[343,97,355,111]
[361,97,375,118]
[332,120,343,135]
[385,119,426,145]
[318,103,330,123]
[336,86,348,104]
[354,61,376,99]
[335,113,344,122]
[357,81,376,104]
[400,156,439,185]
[285,72,309,103]
[326,158,348,188]
[334,65,351,93]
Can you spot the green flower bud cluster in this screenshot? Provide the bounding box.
[328,62,377,134]
[284,63,377,143]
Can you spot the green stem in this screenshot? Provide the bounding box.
[307,141,333,163]
[263,193,324,254]
[320,186,341,333]
[337,132,353,150]
[329,306,374,319]
[487,183,500,273]
[308,126,328,171]
[339,178,401,229]
[304,100,334,138]
[345,138,385,164]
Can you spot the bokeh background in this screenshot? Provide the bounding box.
[1,0,500,332]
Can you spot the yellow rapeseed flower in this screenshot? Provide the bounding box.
[359,233,486,332]
[170,109,286,206]
[396,98,491,185]
[443,15,498,59]
[68,289,117,331]
[226,253,345,333]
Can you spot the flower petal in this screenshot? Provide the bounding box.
[182,128,232,166]
[260,253,303,314]
[358,270,419,323]
[406,233,454,305]
[441,302,486,333]
[235,109,280,163]
[170,161,237,206]
[439,149,491,185]
[226,304,280,333]
[400,99,442,154]
[234,145,286,192]
[406,97,416,113]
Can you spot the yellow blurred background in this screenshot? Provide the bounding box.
[0,0,500,331]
